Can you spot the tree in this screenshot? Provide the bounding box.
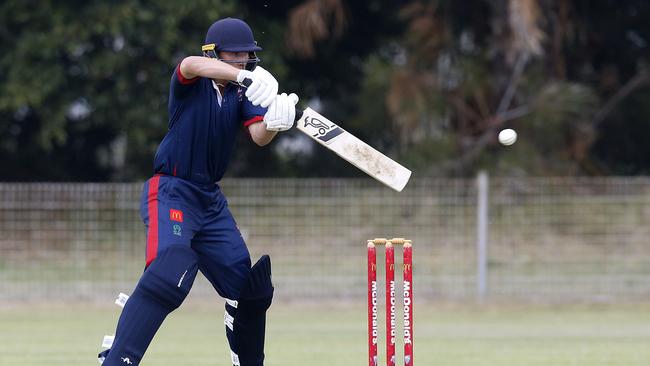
[352,0,649,176]
[0,0,239,181]
[2,0,650,180]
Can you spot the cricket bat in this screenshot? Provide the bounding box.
[295,108,411,192]
[240,79,412,191]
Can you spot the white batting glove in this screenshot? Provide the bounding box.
[236,66,278,108]
[264,93,299,131]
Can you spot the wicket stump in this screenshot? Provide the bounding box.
[367,238,413,366]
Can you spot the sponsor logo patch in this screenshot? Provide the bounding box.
[170,209,183,222]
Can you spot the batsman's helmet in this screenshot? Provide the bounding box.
[202,18,261,71]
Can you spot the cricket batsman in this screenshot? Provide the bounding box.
[98,17,297,366]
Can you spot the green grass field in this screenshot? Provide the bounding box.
[1,302,649,366]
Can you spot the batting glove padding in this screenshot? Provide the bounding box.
[264,93,299,131]
[237,66,278,108]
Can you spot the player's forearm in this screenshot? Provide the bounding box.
[179,56,240,81]
[248,122,278,146]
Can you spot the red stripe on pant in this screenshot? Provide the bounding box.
[145,176,160,267]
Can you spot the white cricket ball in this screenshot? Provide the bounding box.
[498,128,517,146]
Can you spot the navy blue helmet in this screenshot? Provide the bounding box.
[202,18,261,71]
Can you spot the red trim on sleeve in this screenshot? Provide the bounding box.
[243,115,264,127]
[176,65,199,85]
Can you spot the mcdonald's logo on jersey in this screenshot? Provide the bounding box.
[170,209,184,222]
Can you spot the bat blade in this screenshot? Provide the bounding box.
[296,108,412,192]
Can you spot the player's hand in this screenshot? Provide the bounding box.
[237,66,278,108]
[264,93,299,131]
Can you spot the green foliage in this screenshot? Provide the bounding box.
[361,0,650,176]
[0,0,238,181]
[2,0,650,180]
[350,54,395,141]
[532,82,598,126]
[592,87,650,174]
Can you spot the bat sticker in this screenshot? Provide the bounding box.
[303,116,344,143]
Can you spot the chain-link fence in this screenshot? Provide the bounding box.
[1,177,649,303]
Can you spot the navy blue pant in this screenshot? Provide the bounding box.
[101,175,252,366]
[141,174,251,299]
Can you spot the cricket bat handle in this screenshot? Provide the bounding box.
[241,78,304,121]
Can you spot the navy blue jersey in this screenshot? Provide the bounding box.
[153,65,266,184]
